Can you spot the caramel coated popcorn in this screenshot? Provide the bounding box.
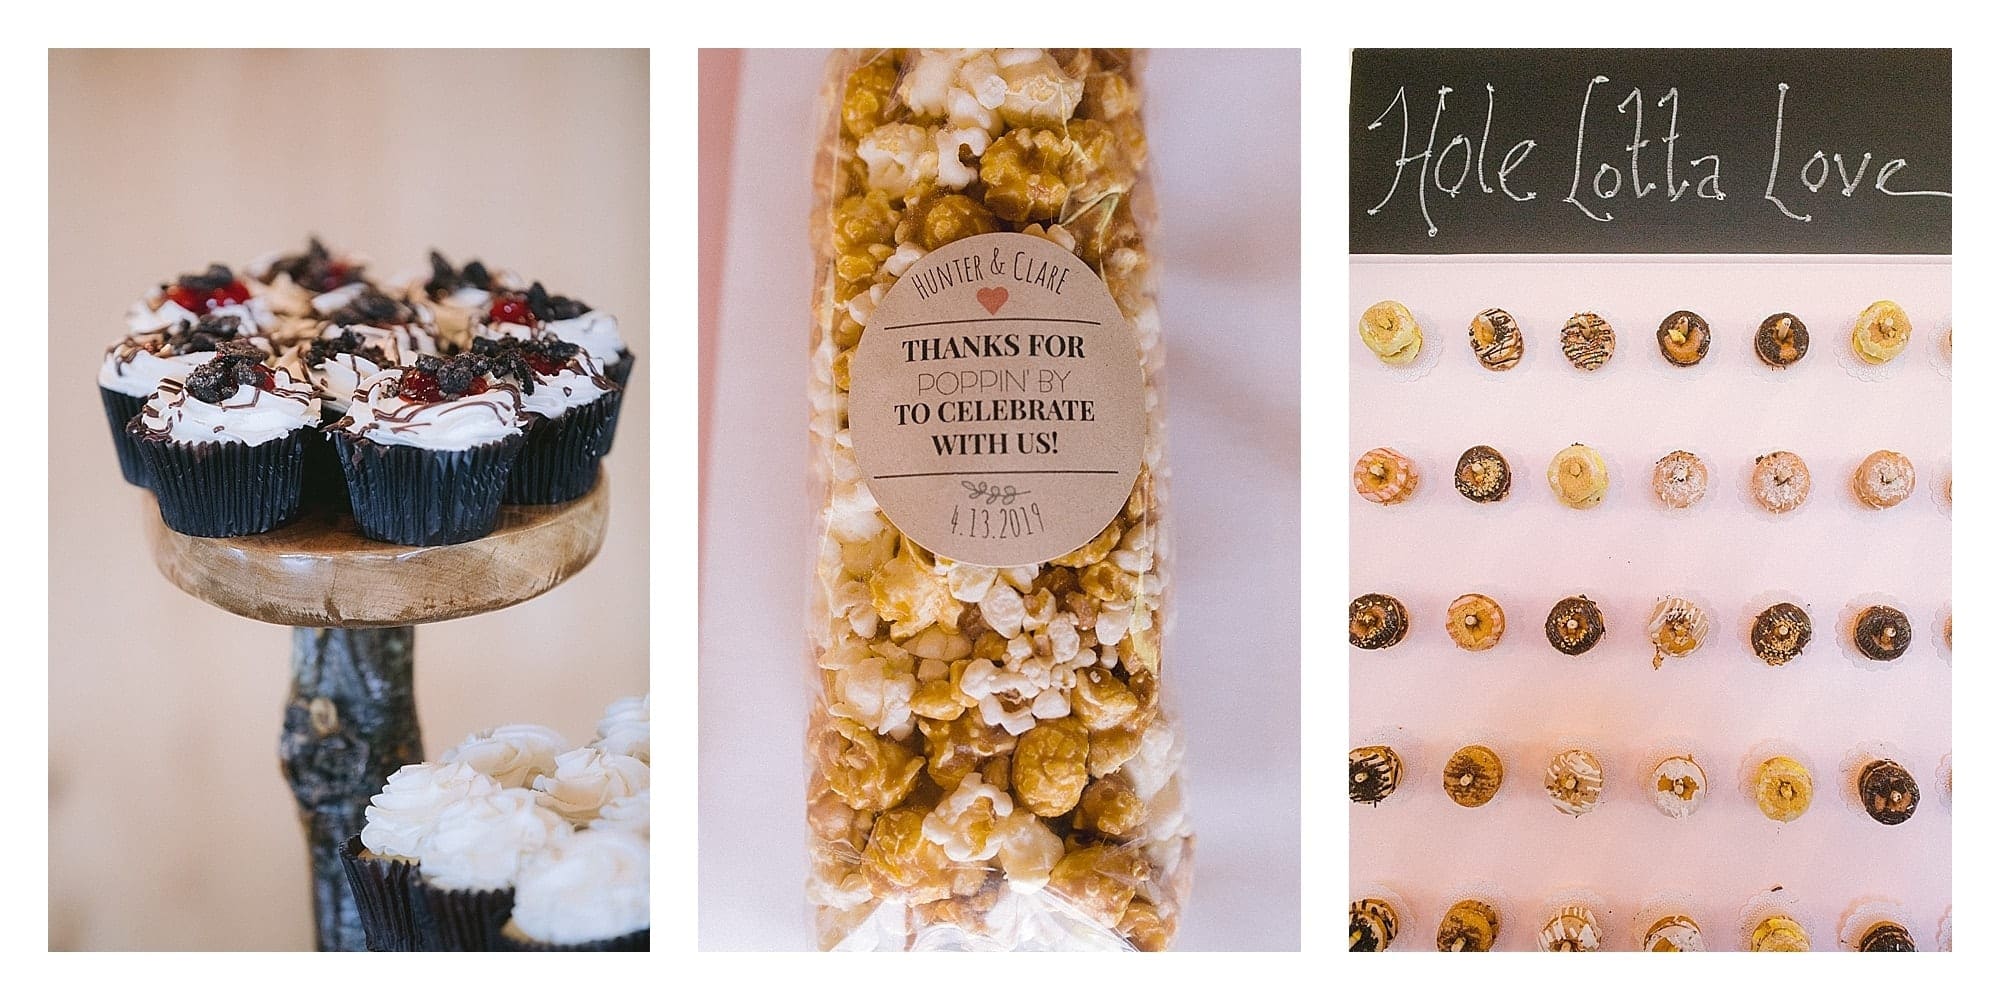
[806,48,1186,952]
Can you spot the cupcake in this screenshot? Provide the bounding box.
[589,790,650,839]
[327,355,529,546]
[440,724,571,789]
[317,288,442,360]
[296,326,399,508]
[414,251,521,353]
[246,237,375,349]
[127,346,319,537]
[474,281,633,387]
[124,263,279,339]
[343,761,501,952]
[500,830,650,951]
[471,337,621,504]
[410,788,574,951]
[531,747,651,826]
[474,281,633,453]
[592,694,650,764]
[101,267,277,488]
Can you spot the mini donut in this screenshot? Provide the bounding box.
[1467,307,1524,370]
[1354,447,1418,505]
[1652,450,1708,509]
[1751,451,1811,513]
[1852,450,1916,509]
[1359,300,1422,365]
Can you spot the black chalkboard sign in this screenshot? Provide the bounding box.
[1350,49,1951,254]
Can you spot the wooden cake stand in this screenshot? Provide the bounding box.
[141,476,609,951]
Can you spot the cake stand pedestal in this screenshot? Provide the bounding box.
[141,476,609,951]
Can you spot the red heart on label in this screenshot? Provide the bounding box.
[976,286,1009,315]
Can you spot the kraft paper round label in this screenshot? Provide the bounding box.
[849,232,1144,568]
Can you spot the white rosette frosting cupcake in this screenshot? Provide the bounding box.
[501,829,651,950]
[531,747,651,826]
[128,347,320,537]
[327,358,528,545]
[592,694,650,764]
[341,761,501,951]
[441,724,571,789]
[410,788,574,951]
[589,790,650,839]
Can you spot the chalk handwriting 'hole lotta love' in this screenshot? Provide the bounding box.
[1363,78,1951,237]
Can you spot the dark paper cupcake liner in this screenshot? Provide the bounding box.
[506,391,620,505]
[601,352,634,454]
[100,386,152,488]
[337,836,419,952]
[300,415,349,512]
[332,433,524,546]
[604,351,634,389]
[498,924,650,951]
[412,879,514,952]
[129,423,307,537]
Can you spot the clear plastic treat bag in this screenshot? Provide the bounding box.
[803,48,1190,951]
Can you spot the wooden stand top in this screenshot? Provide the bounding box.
[144,475,610,628]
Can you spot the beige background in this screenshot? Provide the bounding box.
[48,49,649,951]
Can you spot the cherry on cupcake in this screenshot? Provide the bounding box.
[166,264,252,314]
[398,369,444,403]
[489,295,534,326]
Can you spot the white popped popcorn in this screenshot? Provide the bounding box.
[919,773,1014,862]
[856,123,936,200]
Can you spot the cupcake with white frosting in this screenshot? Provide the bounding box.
[412,251,521,354]
[472,281,632,386]
[246,237,375,346]
[500,830,650,951]
[531,747,650,826]
[342,695,650,951]
[127,344,320,536]
[471,336,621,504]
[410,788,573,951]
[588,789,650,839]
[591,694,649,764]
[440,724,571,789]
[101,271,277,488]
[327,355,528,546]
[315,288,441,360]
[293,326,400,509]
[340,761,501,951]
[123,263,280,340]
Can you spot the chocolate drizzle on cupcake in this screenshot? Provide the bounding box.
[109,314,258,373]
[469,336,614,398]
[309,325,396,370]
